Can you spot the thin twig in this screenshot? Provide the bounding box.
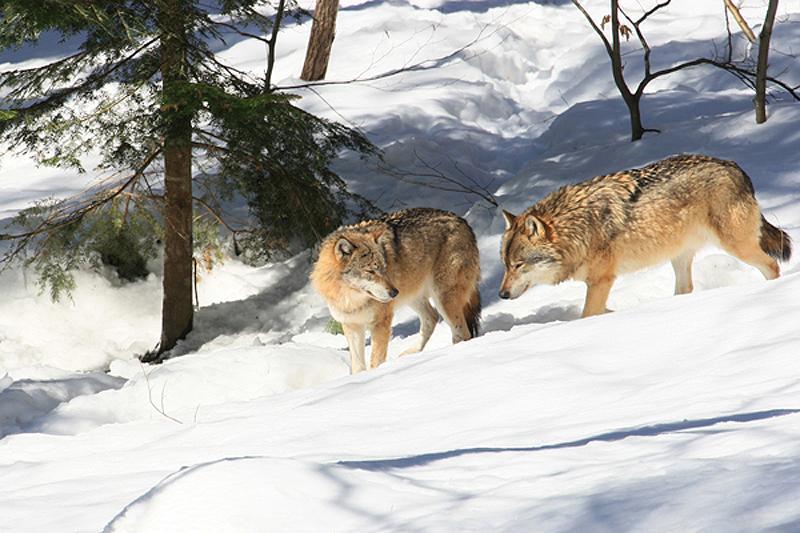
[139,361,183,424]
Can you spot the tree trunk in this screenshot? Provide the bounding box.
[608,0,644,141]
[755,0,779,124]
[626,95,645,142]
[300,0,339,81]
[158,0,194,355]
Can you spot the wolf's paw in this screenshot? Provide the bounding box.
[399,345,422,356]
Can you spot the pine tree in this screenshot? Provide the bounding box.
[0,1,374,357]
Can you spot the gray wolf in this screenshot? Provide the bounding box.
[311,208,481,373]
[499,154,792,317]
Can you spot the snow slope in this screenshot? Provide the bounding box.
[2,0,800,531]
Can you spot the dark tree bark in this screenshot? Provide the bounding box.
[607,0,646,141]
[300,0,340,81]
[158,0,194,354]
[572,0,651,141]
[755,0,779,124]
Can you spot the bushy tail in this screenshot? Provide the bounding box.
[760,215,792,262]
[464,285,482,339]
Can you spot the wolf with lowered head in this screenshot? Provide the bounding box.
[312,208,481,374]
[500,154,792,317]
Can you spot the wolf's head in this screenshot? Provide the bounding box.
[499,210,561,299]
[333,228,399,303]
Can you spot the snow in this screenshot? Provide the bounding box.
[2,0,800,531]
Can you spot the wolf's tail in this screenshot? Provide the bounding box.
[464,284,482,339]
[760,215,792,262]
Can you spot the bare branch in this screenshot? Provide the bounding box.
[275,22,504,91]
[619,5,652,79]
[265,0,287,90]
[139,362,183,424]
[724,0,757,43]
[378,150,498,207]
[571,0,614,58]
[635,0,671,25]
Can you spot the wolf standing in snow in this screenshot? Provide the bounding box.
[499,154,792,317]
[311,208,481,374]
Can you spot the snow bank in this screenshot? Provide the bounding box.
[0,371,124,437]
[31,343,348,433]
[3,271,798,532]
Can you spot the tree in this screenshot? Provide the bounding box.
[572,0,689,141]
[300,0,339,81]
[0,1,374,358]
[755,0,779,124]
[572,0,799,141]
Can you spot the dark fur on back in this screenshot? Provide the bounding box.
[626,154,753,202]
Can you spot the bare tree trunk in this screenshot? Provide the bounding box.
[607,0,645,141]
[300,0,339,81]
[625,94,645,141]
[158,0,194,355]
[755,0,779,124]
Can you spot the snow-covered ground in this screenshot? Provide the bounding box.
[2,1,800,531]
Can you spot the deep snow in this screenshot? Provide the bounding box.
[1,0,800,531]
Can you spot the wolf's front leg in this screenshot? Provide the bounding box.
[582,276,615,317]
[342,323,367,374]
[369,307,394,369]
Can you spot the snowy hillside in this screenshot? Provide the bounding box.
[2,0,800,531]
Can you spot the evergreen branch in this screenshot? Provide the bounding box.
[0,147,162,246]
[2,36,159,118]
[192,195,252,235]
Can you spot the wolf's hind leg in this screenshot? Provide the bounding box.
[401,297,440,356]
[723,239,780,280]
[342,323,366,374]
[712,201,780,280]
[671,251,695,295]
[434,295,470,344]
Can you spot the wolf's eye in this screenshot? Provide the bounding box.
[513,262,524,270]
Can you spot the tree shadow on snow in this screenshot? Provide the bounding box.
[337,408,800,471]
[558,454,800,532]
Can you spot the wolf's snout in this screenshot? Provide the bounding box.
[499,289,510,299]
[388,287,399,298]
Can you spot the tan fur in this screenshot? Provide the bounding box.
[499,154,793,317]
[311,208,481,373]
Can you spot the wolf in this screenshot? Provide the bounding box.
[311,208,481,374]
[499,154,792,317]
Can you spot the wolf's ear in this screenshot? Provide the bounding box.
[502,210,517,230]
[335,238,354,260]
[522,214,548,238]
